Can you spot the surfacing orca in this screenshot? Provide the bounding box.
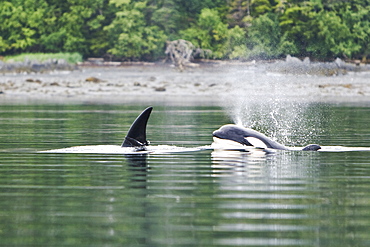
[41,107,369,154]
[212,124,321,151]
[122,108,320,152]
[121,107,153,150]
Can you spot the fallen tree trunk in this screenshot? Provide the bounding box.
[165,39,211,70]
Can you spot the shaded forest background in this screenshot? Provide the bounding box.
[1,0,369,61]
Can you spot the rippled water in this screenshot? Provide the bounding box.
[0,103,369,246]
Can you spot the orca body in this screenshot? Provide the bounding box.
[212,124,321,151]
[122,109,320,152]
[122,107,153,150]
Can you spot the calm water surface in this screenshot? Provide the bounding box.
[0,103,369,246]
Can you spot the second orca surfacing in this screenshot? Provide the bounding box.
[212,124,321,151]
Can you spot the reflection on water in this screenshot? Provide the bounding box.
[0,104,369,246]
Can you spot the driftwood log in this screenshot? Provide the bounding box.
[165,39,211,70]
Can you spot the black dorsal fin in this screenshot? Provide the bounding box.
[121,107,153,147]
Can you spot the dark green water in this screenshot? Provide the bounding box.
[0,103,369,246]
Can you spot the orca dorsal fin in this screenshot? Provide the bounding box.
[121,107,153,147]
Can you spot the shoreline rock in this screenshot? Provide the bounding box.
[266,56,370,76]
[0,58,77,74]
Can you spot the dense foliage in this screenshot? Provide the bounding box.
[1,0,369,61]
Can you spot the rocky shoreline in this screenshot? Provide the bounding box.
[0,58,77,74]
[0,57,369,105]
[1,55,369,75]
[266,56,370,76]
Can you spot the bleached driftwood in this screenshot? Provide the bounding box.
[165,39,211,70]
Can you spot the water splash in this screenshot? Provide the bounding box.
[223,68,323,146]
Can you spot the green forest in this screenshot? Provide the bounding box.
[1,0,369,61]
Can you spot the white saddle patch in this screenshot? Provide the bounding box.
[211,137,246,150]
[245,137,267,149]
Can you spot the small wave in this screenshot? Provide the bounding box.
[39,145,211,154]
[39,144,370,155]
[318,146,370,152]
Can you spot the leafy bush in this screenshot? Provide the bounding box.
[180,8,228,59]
[104,0,167,60]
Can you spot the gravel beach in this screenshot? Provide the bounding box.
[1,63,369,105]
